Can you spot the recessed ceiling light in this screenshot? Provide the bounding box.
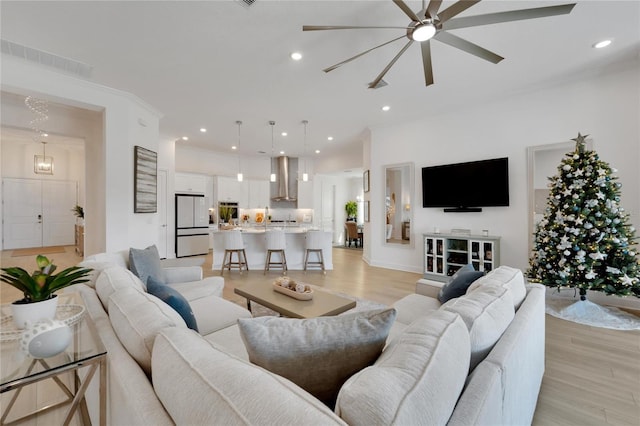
[42,133,48,137]
[315,149,320,154]
[200,128,207,133]
[593,39,612,49]
[280,150,285,155]
[382,105,390,112]
[290,52,303,61]
[232,146,237,150]
[281,132,288,137]
[327,136,334,141]
[181,136,189,141]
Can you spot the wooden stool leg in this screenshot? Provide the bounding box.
[319,250,326,274]
[220,250,228,275]
[282,251,288,275]
[242,249,249,271]
[264,251,271,275]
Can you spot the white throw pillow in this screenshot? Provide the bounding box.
[443,284,514,371]
[108,287,186,375]
[335,310,470,426]
[238,308,396,407]
[467,266,527,309]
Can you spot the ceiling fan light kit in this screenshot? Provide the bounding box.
[304,0,576,88]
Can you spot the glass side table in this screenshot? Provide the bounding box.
[0,293,106,426]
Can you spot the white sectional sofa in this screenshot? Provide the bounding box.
[75,260,545,425]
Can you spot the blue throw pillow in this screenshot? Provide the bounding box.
[129,245,164,285]
[146,276,199,332]
[438,265,484,303]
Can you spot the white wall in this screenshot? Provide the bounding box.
[368,59,640,273]
[1,56,162,255]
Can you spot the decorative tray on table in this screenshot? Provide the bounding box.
[0,304,86,342]
[272,277,314,300]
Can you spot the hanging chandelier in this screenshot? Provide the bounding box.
[236,120,243,182]
[269,121,276,182]
[302,120,309,182]
[25,96,54,175]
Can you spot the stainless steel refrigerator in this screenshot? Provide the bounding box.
[175,194,209,257]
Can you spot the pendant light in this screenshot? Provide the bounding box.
[236,120,243,182]
[269,121,276,182]
[302,120,309,182]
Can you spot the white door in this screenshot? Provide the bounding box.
[42,180,77,246]
[157,169,168,259]
[2,178,42,249]
[2,178,77,249]
[321,182,336,242]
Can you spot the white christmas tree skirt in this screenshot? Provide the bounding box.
[546,297,640,330]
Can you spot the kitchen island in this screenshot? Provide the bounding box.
[211,228,333,271]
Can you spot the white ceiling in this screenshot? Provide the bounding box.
[1,1,638,160]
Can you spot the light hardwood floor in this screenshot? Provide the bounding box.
[1,246,639,425]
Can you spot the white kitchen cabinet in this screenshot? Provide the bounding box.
[297,180,313,209]
[175,172,207,194]
[248,180,270,209]
[216,176,248,206]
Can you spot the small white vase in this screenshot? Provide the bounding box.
[11,295,59,329]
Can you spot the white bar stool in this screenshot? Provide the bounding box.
[220,230,249,275]
[264,229,288,274]
[303,230,325,274]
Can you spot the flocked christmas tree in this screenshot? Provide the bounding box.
[528,133,640,300]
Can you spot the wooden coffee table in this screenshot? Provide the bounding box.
[234,282,356,319]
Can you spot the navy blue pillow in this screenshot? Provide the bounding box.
[146,276,199,332]
[438,265,484,303]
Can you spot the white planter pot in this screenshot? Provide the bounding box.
[11,295,59,329]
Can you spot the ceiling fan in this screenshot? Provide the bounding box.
[303,0,576,88]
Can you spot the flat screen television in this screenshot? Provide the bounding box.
[422,157,509,212]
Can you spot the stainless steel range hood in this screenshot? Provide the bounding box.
[271,156,297,202]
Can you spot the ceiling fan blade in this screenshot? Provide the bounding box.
[442,3,576,30]
[303,25,410,31]
[434,31,503,64]
[437,0,481,24]
[368,40,414,89]
[393,0,422,22]
[425,0,443,19]
[323,36,406,73]
[421,40,434,86]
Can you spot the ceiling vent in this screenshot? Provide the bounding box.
[1,39,93,79]
[236,0,257,7]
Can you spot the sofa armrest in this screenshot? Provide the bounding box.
[415,278,443,299]
[163,266,203,283]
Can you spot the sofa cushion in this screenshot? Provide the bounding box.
[335,310,470,426]
[392,293,441,326]
[95,266,145,311]
[438,265,485,303]
[129,245,164,285]
[237,308,396,407]
[83,251,128,269]
[190,296,252,336]
[442,284,514,371]
[166,276,224,301]
[147,276,199,332]
[152,328,346,425]
[467,266,527,309]
[77,260,118,288]
[108,287,187,375]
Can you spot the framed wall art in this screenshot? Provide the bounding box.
[134,146,157,213]
[363,170,370,193]
[364,200,370,222]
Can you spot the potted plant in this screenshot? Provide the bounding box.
[1,255,92,328]
[219,205,233,225]
[345,201,358,221]
[72,205,84,224]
